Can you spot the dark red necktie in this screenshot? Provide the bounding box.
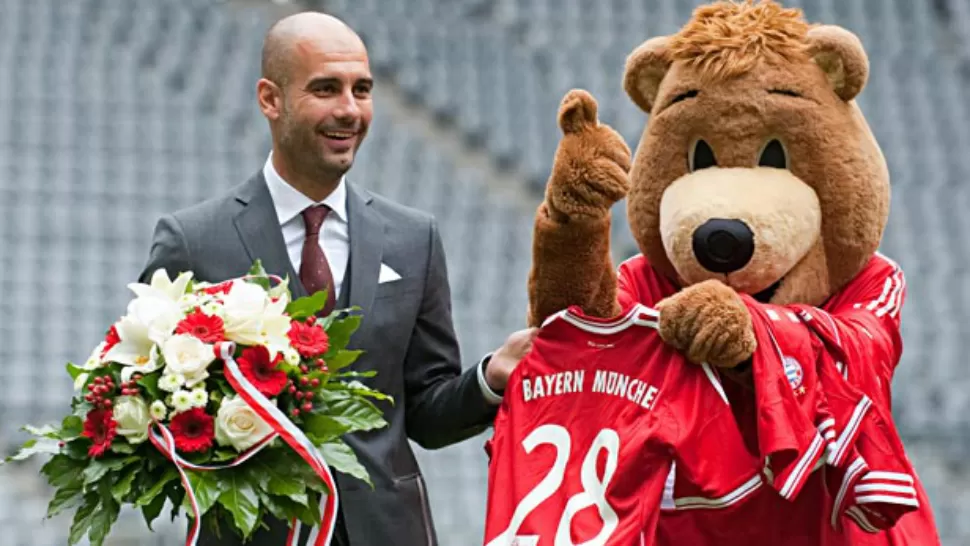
[300,205,337,316]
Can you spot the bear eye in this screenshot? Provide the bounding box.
[758,139,788,169]
[689,139,717,172]
[670,89,699,105]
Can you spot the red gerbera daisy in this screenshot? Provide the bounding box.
[169,408,215,453]
[100,325,121,359]
[288,321,329,357]
[175,310,225,344]
[237,346,288,397]
[82,408,117,457]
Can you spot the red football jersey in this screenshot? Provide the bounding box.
[747,299,921,530]
[483,304,763,546]
[618,253,940,545]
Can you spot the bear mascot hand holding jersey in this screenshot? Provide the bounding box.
[526,0,942,544]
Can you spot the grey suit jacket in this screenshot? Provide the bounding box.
[139,172,499,545]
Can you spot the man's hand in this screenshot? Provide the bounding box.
[485,328,539,393]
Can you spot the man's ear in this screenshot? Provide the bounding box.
[623,36,672,114]
[806,25,869,102]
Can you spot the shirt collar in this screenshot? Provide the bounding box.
[263,152,348,226]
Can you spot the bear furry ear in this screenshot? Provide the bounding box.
[806,25,869,102]
[623,36,672,113]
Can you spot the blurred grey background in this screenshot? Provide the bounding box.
[0,0,967,544]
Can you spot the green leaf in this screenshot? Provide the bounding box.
[276,450,329,494]
[325,315,362,352]
[2,437,60,464]
[140,492,167,531]
[47,481,84,518]
[60,415,84,440]
[334,370,377,379]
[66,361,86,381]
[137,373,162,400]
[320,439,372,487]
[217,472,261,539]
[183,470,230,516]
[136,466,178,506]
[313,393,387,436]
[343,380,394,404]
[41,454,86,488]
[23,423,60,438]
[68,491,100,546]
[286,290,330,319]
[111,467,138,502]
[108,441,136,454]
[256,489,319,526]
[82,456,134,485]
[246,456,311,505]
[247,260,271,290]
[302,413,351,444]
[324,349,365,373]
[87,485,120,546]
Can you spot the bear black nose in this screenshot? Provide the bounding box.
[692,219,755,274]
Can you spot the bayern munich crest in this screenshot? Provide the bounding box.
[783,355,805,393]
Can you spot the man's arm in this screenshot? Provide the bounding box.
[140,214,194,284]
[402,219,503,450]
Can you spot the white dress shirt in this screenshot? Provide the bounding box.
[263,153,350,301]
[263,153,502,405]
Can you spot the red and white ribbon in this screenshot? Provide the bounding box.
[149,341,339,546]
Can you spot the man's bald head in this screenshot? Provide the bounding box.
[261,11,366,87]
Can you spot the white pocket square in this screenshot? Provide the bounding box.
[378,263,402,284]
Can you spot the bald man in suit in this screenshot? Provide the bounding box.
[140,12,536,546]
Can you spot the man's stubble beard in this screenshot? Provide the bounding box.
[278,101,351,183]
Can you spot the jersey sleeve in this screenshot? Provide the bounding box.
[814,351,921,534]
[787,256,905,408]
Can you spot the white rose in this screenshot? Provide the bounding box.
[113,396,151,444]
[161,335,215,388]
[215,396,274,452]
[221,282,291,358]
[73,373,89,391]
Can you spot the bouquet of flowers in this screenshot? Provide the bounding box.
[2,261,390,546]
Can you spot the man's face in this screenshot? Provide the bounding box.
[276,39,373,178]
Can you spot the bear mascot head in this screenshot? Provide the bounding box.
[527,0,891,370]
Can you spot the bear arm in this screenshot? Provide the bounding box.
[526,201,621,327]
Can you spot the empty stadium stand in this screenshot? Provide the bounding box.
[0,0,967,544]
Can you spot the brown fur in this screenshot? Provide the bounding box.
[668,0,811,83]
[526,90,631,327]
[528,1,888,369]
[656,279,757,368]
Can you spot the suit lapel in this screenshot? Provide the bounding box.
[345,181,383,320]
[232,172,308,299]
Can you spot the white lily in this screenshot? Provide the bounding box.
[128,268,194,303]
[103,296,179,371]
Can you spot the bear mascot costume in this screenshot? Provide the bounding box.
[526,1,942,544]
